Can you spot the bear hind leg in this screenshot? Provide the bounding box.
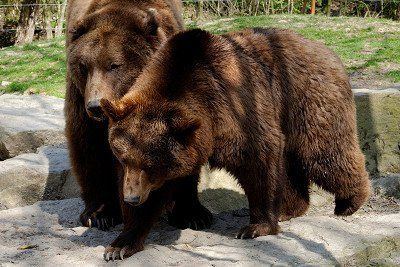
[279,177,310,221]
[307,149,371,216]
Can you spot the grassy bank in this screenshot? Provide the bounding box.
[1,15,399,98]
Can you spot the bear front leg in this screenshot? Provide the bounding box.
[65,84,121,230]
[167,175,213,230]
[236,192,281,239]
[235,157,283,239]
[104,187,169,261]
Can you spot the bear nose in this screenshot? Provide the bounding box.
[124,195,141,206]
[86,99,105,121]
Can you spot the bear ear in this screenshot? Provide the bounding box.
[100,99,130,122]
[69,19,90,42]
[144,8,159,36]
[172,117,201,145]
[143,8,167,42]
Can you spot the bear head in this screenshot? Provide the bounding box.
[67,6,167,121]
[100,95,212,206]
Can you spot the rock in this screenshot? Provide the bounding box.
[372,174,400,199]
[0,198,398,265]
[199,166,248,213]
[0,144,79,210]
[1,81,11,87]
[354,88,400,176]
[0,94,65,160]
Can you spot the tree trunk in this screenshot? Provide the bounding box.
[0,6,5,30]
[55,0,66,37]
[42,2,53,40]
[397,2,400,20]
[325,0,332,16]
[15,0,39,45]
[311,0,316,14]
[255,0,260,15]
[291,0,294,14]
[341,0,348,16]
[195,0,203,19]
[271,0,275,14]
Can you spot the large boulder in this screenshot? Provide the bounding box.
[0,144,79,210]
[0,94,65,160]
[354,88,400,176]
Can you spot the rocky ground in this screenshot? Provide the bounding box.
[0,195,399,266]
[0,92,399,266]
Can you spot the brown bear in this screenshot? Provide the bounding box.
[101,28,371,260]
[64,0,208,231]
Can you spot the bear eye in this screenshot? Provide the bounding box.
[119,157,128,165]
[79,62,88,76]
[109,63,122,71]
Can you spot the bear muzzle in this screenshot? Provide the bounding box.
[124,195,141,206]
[86,99,106,121]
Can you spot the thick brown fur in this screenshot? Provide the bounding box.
[102,28,371,260]
[64,0,190,231]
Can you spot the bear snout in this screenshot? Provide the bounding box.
[124,195,141,206]
[86,99,106,121]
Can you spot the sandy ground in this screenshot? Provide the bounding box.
[0,194,399,266]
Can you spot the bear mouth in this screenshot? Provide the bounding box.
[91,114,107,122]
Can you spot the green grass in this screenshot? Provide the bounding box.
[192,15,400,87]
[0,37,66,98]
[1,15,399,98]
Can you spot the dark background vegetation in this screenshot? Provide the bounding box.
[0,0,399,48]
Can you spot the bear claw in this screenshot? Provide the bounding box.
[104,245,142,261]
[80,204,121,231]
[236,223,280,239]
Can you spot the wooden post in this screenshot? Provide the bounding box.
[311,0,316,14]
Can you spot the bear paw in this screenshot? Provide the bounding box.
[334,195,365,216]
[104,230,145,261]
[104,243,143,261]
[279,214,295,222]
[236,223,281,239]
[167,203,213,230]
[80,203,122,231]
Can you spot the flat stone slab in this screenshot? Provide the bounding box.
[0,94,65,160]
[0,198,398,266]
[0,144,79,210]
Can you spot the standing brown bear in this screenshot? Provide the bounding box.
[65,0,209,231]
[101,28,371,260]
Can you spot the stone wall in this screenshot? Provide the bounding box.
[354,89,400,176]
